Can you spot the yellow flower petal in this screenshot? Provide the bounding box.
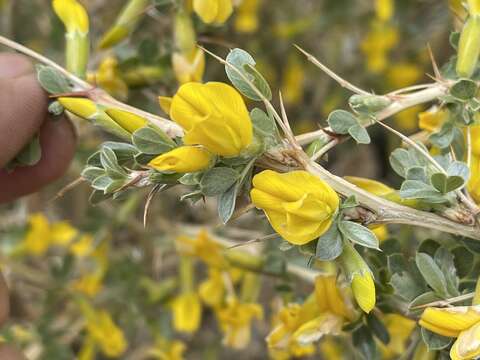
[193,0,232,24]
[293,313,343,345]
[105,108,148,133]
[53,0,89,34]
[58,97,97,119]
[351,272,376,313]
[171,293,202,333]
[451,322,480,360]
[344,176,394,196]
[148,146,212,173]
[420,306,480,336]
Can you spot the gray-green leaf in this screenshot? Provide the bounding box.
[415,253,448,297]
[338,221,379,250]
[201,167,239,196]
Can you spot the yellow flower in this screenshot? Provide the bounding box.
[351,272,375,314]
[235,0,260,33]
[319,337,344,359]
[216,297,263,349]
[148,146,212,173]
[175,231,227,268]
[375,0,394,21]
[70,234,94,257]
[418,107,448,132]
[52,0,89,78]
[281,56,305,105]
[380,314,416,359]
[72,270,104,297]
[250,170,339,245]
[268,275,352,358]
[148,336,186,360]
[105,108,148,134]
[172,48,205,85]
[171,292,202,333]
[21,214,78,255]
[361,22,399,73]
[169,82,253,157]
[199,268,225,308]
[468,155,480,203]
[419,305,480,360]
[387,63,423,89]
[85,310,127,357]
[193,0,233,25]
[87,57,128,100]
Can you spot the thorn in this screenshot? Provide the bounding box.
[226,233,279,250]
[427,44,442,81]
[143,184,165,228]
[293,44,370,96]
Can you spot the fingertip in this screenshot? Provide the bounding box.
[0,345,27,360]
[0,54,34,79]
[0,116,76,203]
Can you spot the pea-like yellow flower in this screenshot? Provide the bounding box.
[419,305,480,360]
[148,336,186,360]
[169,82,253,157]
[361,22,399,73]
[172,48,205,85]
[52,0,89,78]
[175,231,227,268]
[148,146,212,173]
[87,57,128,100]
[235,0,260,33]
[250,170,339,245]
[375,0,394,21]
[216,297,263,349]
[171,292,202,333]
[86,310,127,357]
[267,275,353,358]
[105,108,148,134]
[418,107,448,132]
[21,213,78,256]
[193,0,233,25]
[281,56,306,105]
[380,314,416,359]
[199,268,225,308]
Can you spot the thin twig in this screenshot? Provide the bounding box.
[48,177,86,203]
[226,233,279,249]
[294,44,370,96]
[410,292,475,310]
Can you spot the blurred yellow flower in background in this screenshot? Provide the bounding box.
[193,0,233,25]
[235,0,260,33]
[375,0,394,22]
[171,292,202,333]
[169,82,253,157]
[418,107,448,132]
[175,231,227,268]
[216,297,263,349]
[172,48,205,85]
[148,336,186,360]
[281,56,306,106]
[251,170,339,245]
[87,57,128,100]
[380,314,416,359]
[361,22,399,74]
[21,213,78,255]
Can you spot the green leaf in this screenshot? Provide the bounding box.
[218,184,238,224]
[430,173,464,194]
[36,65,71,94]
[250,108,279,148]
[408,292,442,314]
[132,127,175,155]
[341,195,359,209]
[447,161,470,182]
[390,272,426,302]
[352,326,377,360]
[327,110,357,134]
[415,253,448,297]
[201,167,239,196]
[406,166,427,182]
[429,123,455,149]
[225,48,272,101]
[452,246,474,278]
[421,328,452,351]
[348,124,371,144]
[306,138,329,157]
[434,247,459,297]
[366,313,390,345]
[399,180,446,203]
[349,94,392,114]
[316,224,343,261]
[100,147,127,180]
[91,175,114,191]
[89,190,112,205]
[450,79,478,100]
[389,148,417,178]
[102,142,138,164]
[81,167,105,183]
[338,221,379,250]
[14,134,42,166]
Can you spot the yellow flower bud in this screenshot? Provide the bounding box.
[105,108,148,134]
[174,10,196,54]
[99,0,149,49]
[340,242,376,313]
[250,170,339,245]
[375,0,394,22]
[172,48,205,84]
[148,146,213,173]
[58,97,132,140]
[457,15,480,78]
[193,0,233,25]
[169,82,253,157]
[171,292,202,333]
[52,0,90,78]
[58,97,97,119]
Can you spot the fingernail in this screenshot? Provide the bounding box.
[0,53,33,79]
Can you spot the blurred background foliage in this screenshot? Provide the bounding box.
[0,0,471,359]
